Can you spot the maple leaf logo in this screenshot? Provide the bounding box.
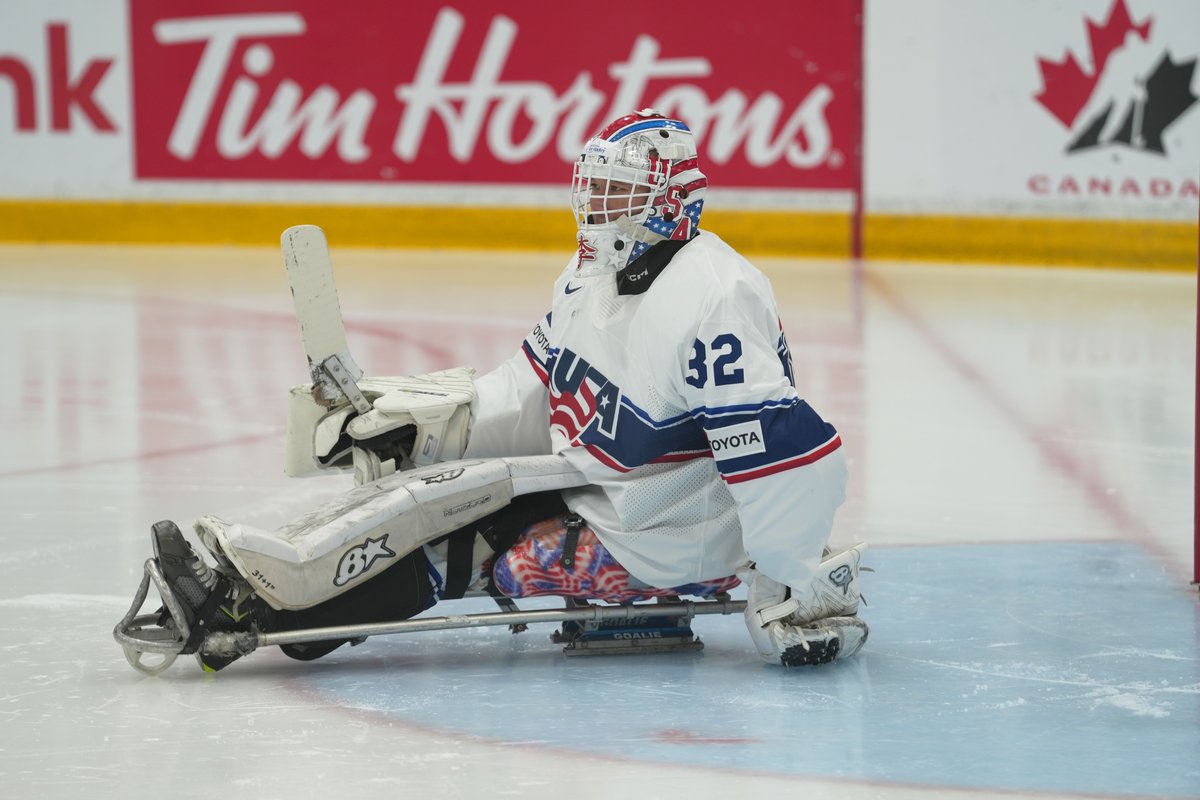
[1034,0,1197,155]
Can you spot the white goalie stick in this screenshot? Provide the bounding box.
[281,225,372,414]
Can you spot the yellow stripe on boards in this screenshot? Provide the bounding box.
[866,214,1197,271]
[0,200,1194,270]
[0,201,574,249]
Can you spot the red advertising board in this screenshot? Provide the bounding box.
[129,0,862,191]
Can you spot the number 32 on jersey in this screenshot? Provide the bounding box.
[686,334,744,388]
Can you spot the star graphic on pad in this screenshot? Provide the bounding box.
[361,535,395,567]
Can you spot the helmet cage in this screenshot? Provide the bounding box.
[570,111,706,271]
[570,135,674,234]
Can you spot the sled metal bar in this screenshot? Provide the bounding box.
[205,596,747,655]
[112,560,195,674]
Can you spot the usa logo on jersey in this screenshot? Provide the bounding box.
[549,348,619,442]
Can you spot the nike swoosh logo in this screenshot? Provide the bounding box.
[564,283,583,295]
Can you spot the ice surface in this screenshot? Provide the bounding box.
[0,245,1195,798]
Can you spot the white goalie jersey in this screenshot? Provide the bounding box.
[465,231,848,592]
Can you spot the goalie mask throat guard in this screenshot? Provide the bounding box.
[570,110,708,276]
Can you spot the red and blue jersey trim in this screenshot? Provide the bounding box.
[549,383,838,479]
[520,313,553,387]
[692,397,841,483]
[721,432,842,485]
[522,341,550,387]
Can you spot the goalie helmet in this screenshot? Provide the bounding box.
[570,109,708,274]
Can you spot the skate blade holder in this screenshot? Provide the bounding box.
[113,558,192,676]
[551,596,716,657]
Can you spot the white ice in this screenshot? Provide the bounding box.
[1,244,1195,799]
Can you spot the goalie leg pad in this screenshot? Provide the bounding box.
[273,547,435,661]
[423,491,570,599]
[199,455,588,610]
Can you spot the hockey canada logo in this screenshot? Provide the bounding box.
[1034,0,1198,155]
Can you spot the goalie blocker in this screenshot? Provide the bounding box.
[285,366,478,485]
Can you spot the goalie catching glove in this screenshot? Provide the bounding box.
[741,544,869,666]
[285,366,476,484]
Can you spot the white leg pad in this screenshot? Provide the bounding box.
[197,455,587,610]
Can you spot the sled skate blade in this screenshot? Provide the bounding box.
[112,558,191,676]
[551,598,707,657]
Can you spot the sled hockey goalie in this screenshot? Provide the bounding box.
[115,110,871,675]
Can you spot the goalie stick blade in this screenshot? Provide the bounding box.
[282,225,353,368]
[281,225,369,410]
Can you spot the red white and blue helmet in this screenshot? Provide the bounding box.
[570,109,708,270]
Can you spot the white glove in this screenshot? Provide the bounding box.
[284,366,476,480]
[740,562,869,666]
[741,567,803,663]
[346,367,476,466]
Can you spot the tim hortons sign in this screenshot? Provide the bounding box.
[129,1,862,189]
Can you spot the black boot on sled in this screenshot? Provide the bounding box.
[151,520,275,672]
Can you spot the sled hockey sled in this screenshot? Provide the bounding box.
[113,555,746,675]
